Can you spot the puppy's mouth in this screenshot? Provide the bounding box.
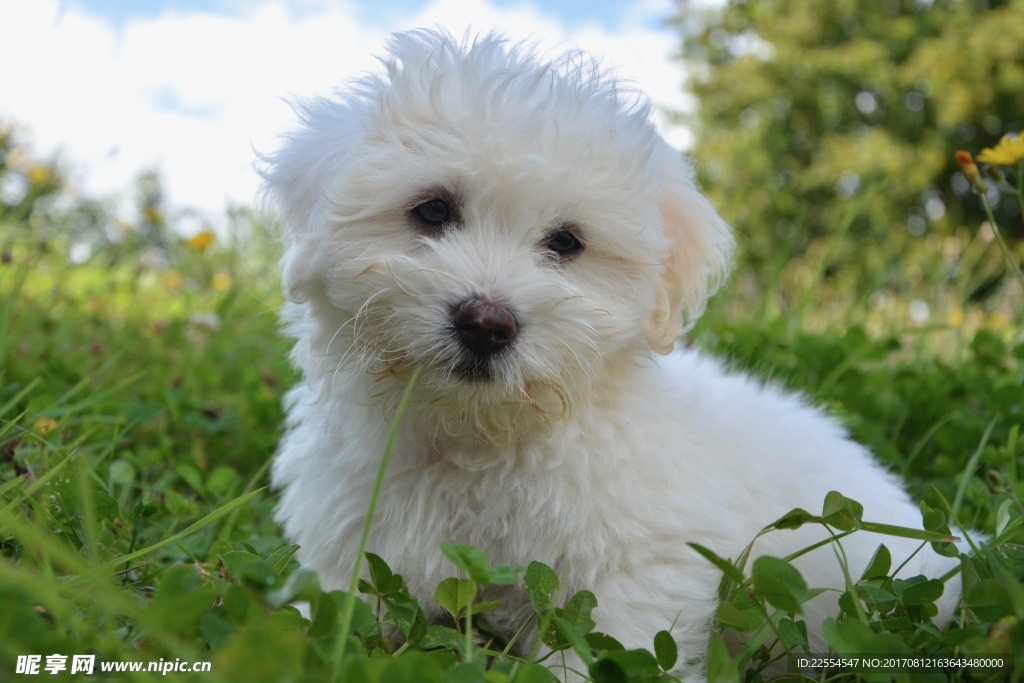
[451,355,497,382]
[447,298,519,383]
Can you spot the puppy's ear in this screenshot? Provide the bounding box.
[260,98,366,303]
[646,145,734,354]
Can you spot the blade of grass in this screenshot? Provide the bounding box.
[950,418,996,525]
[0,542,227,683]
[216,456,273,547]
[332,367,420,682]
[3,451,77,511]
[0,378,41,419]
[82,487,266,577]
[857,521,960,543]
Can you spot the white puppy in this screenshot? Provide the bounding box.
[264,29,962,676]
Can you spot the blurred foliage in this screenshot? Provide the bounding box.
[0,121,243,269]
[675,0,1024,302]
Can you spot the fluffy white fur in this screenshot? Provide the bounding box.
[263,29,963,677]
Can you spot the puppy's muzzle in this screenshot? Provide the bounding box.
[451,299,518,359]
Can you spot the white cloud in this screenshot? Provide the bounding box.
[0,0,689,226]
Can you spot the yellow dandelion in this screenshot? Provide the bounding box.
[947,307,965,328]
[27,164,53,186]
[977,133,1024,166]
[185,230,215,253]
[33,417,59,438]
[211,271,232,292]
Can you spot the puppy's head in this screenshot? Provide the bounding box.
[262,29,733,427]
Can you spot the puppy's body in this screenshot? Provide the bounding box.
[265,29,962,674]
[274,344,960,661]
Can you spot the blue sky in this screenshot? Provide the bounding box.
[2,0,689,224]
[65,0,645,31]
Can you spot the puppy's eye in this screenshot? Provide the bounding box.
[414,199,450,226]
[546,230,583,258]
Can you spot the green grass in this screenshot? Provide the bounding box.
[1,214,1022,683]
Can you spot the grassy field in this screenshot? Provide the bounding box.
[1,208,1022,682]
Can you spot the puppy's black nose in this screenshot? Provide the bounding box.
[452,299,518,357]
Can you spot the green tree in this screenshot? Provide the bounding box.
[0,123,63,226]
[675,0,1024,295]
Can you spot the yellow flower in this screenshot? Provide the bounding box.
[977,133,1024,166]
[185,230,215,253]
[947,307,965,328]
[33,417,59,438]
[211,271,232,292]
[27,164,53,186]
